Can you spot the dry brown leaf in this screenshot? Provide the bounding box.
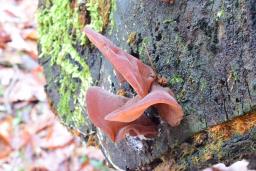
[0,0,107,170]
[22,29,38,41]
[0,25,11,49]
[29,166,49,171]
[0,116,13,159]
[0,115,13,146]
[38,122,74,150]
[11,124,32,150]
[0,66,46,103]
[0,143,12,159]
[84,146,105,161]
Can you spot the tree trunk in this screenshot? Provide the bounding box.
[38,0,256,170]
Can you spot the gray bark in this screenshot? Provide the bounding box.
[40,0,256,170]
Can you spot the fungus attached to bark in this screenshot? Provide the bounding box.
[84,26,184,142]
[105,83,183,127]
[86,87,157,142]
[84,27,155,97]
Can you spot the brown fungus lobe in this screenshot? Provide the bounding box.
[84,27,155,97]
[86,87,157,142]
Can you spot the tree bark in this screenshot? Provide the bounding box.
[39,0,256,170]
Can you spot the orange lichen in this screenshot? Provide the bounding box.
[209,111,256,140]
[208,124,232,140]
[152,111,256,170]
[231,113,256,134]
[193,132,207,146]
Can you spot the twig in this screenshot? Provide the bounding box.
[144,44,156,73]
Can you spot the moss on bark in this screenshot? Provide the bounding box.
[37,0,116,129]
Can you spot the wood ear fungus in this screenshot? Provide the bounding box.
[84,27,184,142]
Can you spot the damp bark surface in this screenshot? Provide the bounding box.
[39,0,256,170]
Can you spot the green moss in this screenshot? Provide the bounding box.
[163,18,175,24]
[86,0,116,32]
[110,0,117,30]
[215,2,225,21]
[200,140,223,162]
[199,79,208,91]
[37,0,117,130]
[37,0,91,128]
[175,133,225,167]
[86,0,104,32]
[169,74,184,86]
[231,69,239,81]
[216,9,225,20]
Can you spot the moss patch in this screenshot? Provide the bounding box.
[37,0,92,129]
[169,74,184,86]
[37,0,117,130]
[86,0,116,32]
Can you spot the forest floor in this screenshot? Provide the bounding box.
[0,0,108,171]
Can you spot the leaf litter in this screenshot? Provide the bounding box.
[0,0,109,170]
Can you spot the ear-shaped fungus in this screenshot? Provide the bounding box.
[86,87,157,142]
[105,83,183,127]
[84,27,155,97]
[84,27,184,142]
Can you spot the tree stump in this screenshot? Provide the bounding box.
[38,0,256,170]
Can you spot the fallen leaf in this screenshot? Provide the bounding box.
[22,29,38,41]
[38,122,74,150]
[0,68,46,102]
[0,25,11,49]
[0,115,13,146]
[0,116,13,159]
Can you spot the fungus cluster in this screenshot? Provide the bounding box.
[84,27,184,142]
